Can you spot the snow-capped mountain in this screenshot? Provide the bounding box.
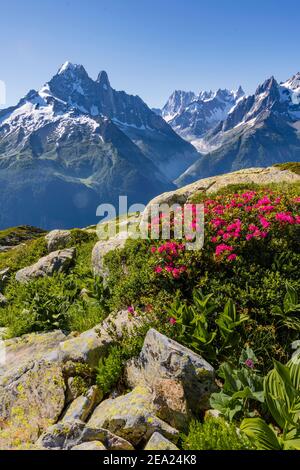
[161,90,197,122]
[40,62,199,178]
[160,87,244,149]
[175,73,300,186]
[1,62,199,228]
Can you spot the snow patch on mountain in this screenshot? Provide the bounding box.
[161,86,245,141]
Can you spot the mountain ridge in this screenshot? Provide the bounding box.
[173,72,300,186]
[1,62,199,229]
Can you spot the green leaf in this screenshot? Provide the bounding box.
[240,418,282,450]
[283,438,300,450]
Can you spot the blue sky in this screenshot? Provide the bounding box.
[0,0,299,108]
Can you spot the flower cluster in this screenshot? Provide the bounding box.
[149,188,299,269]
[151,241,187,279]
[205,189,300,262]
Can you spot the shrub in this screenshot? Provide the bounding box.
[96,346,123,395]
[182,417,254,450]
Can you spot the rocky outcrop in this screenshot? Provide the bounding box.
[58,309,145,367]
[0,330,68,376]
[45,230,71,253]
[0,360,66,449]
[37,420,134,450]
[126,328,215,428]
[15,248,76,283]
[88,385,179,446]
[141,166,300,228]
[92,234,128,279]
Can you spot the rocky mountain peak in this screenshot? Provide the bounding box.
[256,76,278,96]
[282,72,300,93]
[235,85,245,100]
[96,70,111,90]
[57,61,87,77]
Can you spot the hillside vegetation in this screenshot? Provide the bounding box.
[0,174,299,450]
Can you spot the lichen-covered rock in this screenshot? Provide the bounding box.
[37,419,134,450]
[15,248,76,283]
[0,360,66,449]
[125,329,215,415]
[71,441,106,450]
[45,230,71,253]
[91,234,127,278]
[0,330,68,376]
[62,386,102,422]
[144,432,179,451]
[58,324,111,368]
[88,385,179,446]
[152,379,191,431]
[58,309,145,367]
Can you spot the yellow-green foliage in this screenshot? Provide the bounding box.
[274,162,300,175]
[182,417,254,450]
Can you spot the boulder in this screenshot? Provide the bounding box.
[71,441,106,450]
[15,248,76,283]
[58,324,111,368]
[144,432,179,451]
[62,386,102,422]
[92,234,127,279]
[88,385,179,446]
[58,309,145,367]
[140,190,188,231]
[0,330,68,376]
[152,378,191,431]
[45,230,71,253]
[0,360,66,449]
[125,329,215,416]
[37,419,134,450]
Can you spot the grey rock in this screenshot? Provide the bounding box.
[0,330,68,377]
[125,328,215,415]
[0,360,66,449]
[71,441,106,450]
[58,309,145,367]
[62,386,102,423]
[37,419,134,450]
[45,229,71,253]
[144,432,179,451]
[91,235,128,279]
[88,385,179,446]
[15,248,76,283]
